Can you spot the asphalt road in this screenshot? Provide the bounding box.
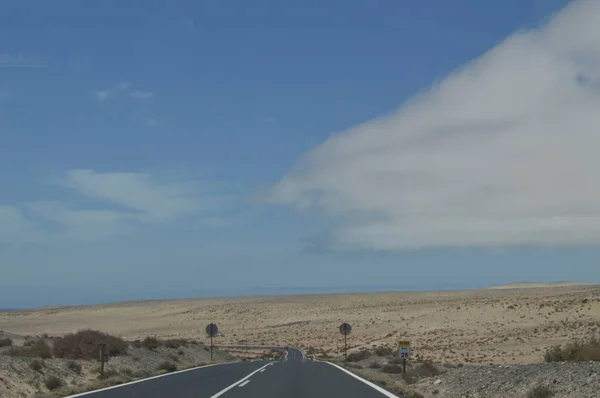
[68,348,402,398]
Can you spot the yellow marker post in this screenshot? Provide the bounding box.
[397,340,411,373]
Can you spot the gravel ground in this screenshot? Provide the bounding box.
[339,354,600,398]
[414,361,600,398]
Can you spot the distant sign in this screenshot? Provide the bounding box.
[206,323,219,337]
[97,343,110,362]
[339,323,352,336]
[398,340,411,359]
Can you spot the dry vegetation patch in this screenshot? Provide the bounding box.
[544,334,600,362]
[53,329,128,359]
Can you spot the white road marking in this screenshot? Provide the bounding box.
[319,361,400,398]
[238,380,251,387]
[209,362,273,398]
[64,361,240,398]
[259,369,266,372]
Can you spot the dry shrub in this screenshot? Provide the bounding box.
[388,356,404,364]
[67,360,82,374]
[9,339,52,359]
[0,338,12,347]
[44,375,63,391]
[369,361,383,369]
[346,350,371,362]
[140,336,160,350]
[402,371,419,384]
[544,335,600,362]
[30,359,44,372]
[121,367,134,377]
[382,364,403,374]
[158,361,177,372]
[97,369,120,380]
[527,384,555,398]
[415,360,440,377]
[163,338,189,348]
[53,329,128,360]
[374,346,393,356]
[132,336,189,350]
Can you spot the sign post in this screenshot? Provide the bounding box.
[397,340,411,373]
[205,323,219,362]
[338,323,352,359]
[97,343,109,378]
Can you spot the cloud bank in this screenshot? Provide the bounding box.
[0,170,227,242]
[267,0,600,250]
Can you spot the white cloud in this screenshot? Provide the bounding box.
[0,170,229,243]
[27,202,135,240]
[62,169,204,223]
[0,206,41,242]
[94,83,155,102]
[129,91,155,100]
[96,91,109,102]
[266,0,600,250]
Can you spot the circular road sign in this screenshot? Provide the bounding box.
[206,323,219,337]
[339,322,352,336]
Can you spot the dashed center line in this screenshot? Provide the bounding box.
[209,362,273,397]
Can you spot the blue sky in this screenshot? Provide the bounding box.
[2,0,599,308]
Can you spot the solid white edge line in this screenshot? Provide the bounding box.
[63,361,253,398]
[319,361,400,398]
[209,361,273,398]
[238,380,251,387]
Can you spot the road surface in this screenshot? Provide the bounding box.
[67,348,402,398]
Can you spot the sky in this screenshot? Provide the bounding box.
[1,0,599,308]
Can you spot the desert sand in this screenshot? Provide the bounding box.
[2,284,599,365]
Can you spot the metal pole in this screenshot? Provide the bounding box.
[100,349,105,378]
[403,358,406,373]
[210,335,213,362]
[344,333,347,359]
